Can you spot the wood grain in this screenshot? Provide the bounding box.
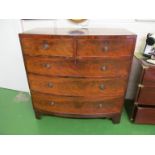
[77,38,135,57]
[142,68,155,86]
[32,92,123,115]
[138,86,155,106]
[20,36,74,57]
[126,57,155,124]
[29,74,127,97]
[19,28,136,36]
[134,106,155,124]
[25,56,131,78]
[19,28,136,123]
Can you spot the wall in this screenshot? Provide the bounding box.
[1,19,155,98]
[0,20,29,91]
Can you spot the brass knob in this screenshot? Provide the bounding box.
[43,63,51,68]
[42,41,49,50]
[98,103,103,108]
[49,102,55,106]
[103,46,108,52]
[47,82,53,88]
[101,65,107,71]
[99,84,105,90]
[138,84,144,88]
[102,41,109,52]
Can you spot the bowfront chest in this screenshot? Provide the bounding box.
[19,28,136,123]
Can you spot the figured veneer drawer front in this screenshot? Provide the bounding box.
[142,68,155,86]
[134,106,155,124]
[20,36,74,57]
[25,56,131,78]
[32,92,123,115]
[77,38,134,57]
[137,86,155,106]
[29,74,127,97]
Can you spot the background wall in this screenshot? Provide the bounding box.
[0,20,29,91]
[1,19,155,98]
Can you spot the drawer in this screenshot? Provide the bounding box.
[28,74,127,97]
[134,106,155,124]
[137,86,155,106]
[20,35,74,57]
[142,67,155,86]
[77,38,134,57]
[25,56,131,78]
[32,92,123,115]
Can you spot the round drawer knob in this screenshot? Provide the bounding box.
[98,103,103,108]
[99,84,105,90]
[48,82,53,88]
[102,41,109,52]
[42,41,49,50]
[103,46,108,52]
[49,102,55,106]
[43,63,51,68]
[101,65,107,71]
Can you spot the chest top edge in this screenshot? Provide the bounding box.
[19,28,136,37]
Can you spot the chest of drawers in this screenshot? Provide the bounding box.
[19,28,136,123]
[126,57,155,124]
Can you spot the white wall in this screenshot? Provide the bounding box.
[0,20,29,91]
[1,19,155,93]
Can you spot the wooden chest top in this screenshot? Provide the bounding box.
[21,28,136,36]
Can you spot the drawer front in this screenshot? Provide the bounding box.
[20,36,74,57]
[28,74,127,97]
[142,68,155,86]
[32,92,123,115]
[77,38,134,57]
[137,86,155,106]
[25,56,131,78]
[134,106,155,124]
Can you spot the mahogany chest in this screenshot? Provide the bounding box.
[126,56,155,124]
[19,28,136,123]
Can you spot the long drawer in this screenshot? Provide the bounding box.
[32,92,123,115]
[20,35,74,57]
[28,74,127,97]
[25,56,131,78]
[77,38,135,57]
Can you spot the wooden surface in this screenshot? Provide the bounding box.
[125,57,155,124]
[29,74,127,97]
[25,56,131,78]
[134,106,155,124]
[20,37,74,57]
[142,68,155,85]
[77,38,134,57]
[19,28,136,123]
[21,28,136,36]
[138,86,155,106]
[32,92,123,116]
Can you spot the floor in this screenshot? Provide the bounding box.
[0,87,155,135]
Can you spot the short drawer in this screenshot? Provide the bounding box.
[25,56,131,78]
[20,35,74,57]
[134,106,155,124]
[142,67,155,86]
[28,74,127,97]
[32,92,123,115]
[137,86,155,106]
[77,38,135,57]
